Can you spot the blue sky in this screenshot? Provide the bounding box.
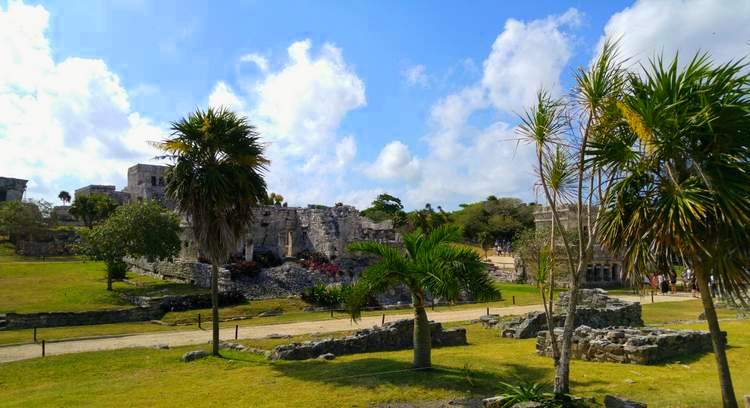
[2,0,749,209]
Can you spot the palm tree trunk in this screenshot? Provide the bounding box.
[211,261,220,356]
[547,195,560,363]
[554,269,580,394]
[695,266,737,408]
[412,291,432,369]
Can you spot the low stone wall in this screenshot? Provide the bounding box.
[125,257,238,292]
[2,307,163,330]
[536,325,724,364]
[500,289,643,339]
[124,292,246,312]
[269,319,467,360]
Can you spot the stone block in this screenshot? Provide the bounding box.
[181,350,208,362]
[603,395,647,408]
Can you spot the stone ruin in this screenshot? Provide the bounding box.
[269,319,467,360]
[0,176,27,202]
[496,289,643,339]
[536,325,724,364]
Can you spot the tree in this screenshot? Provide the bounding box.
[347,225,500,369]
[516,40,624,394]
[0,201,47,243]
[595,53,750,408]
[157,107,268,356]
[452,197,535,244]
[79,201,181,290]
[58,191,71,205]
[360,193,407,227]
[69,194,117,228]
[262,192,285,206]
[477,231,493,260]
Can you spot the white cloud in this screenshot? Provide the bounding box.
[377,9,580,207]
[208,81,245,112]
[0,2,164,200]
[366,141,421,181]
[482,8,581,113]
[598,0,750,66]
[202,40,368,207]
[403,64,429,87]
[239,53,269,73]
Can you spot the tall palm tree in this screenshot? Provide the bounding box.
[597,54,750,408]
[157,107,268,356]
[347,225,500,369]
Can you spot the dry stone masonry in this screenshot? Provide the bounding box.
[269,319,467,360]
[499,289,643,338]
[536,325,724,364]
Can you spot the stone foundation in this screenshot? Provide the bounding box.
[536,325,724,364]
[1,307,163,330]
[500,289,643,338]
[125,257,238,292]
[269,319,467,360]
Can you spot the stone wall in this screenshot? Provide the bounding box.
[500,289,643,338]
[1,307,163,330]
[15,228,79,257]
[270,319,467,360]
[245,204,398,262]
[536,325,724,364]
[125,257,238,292]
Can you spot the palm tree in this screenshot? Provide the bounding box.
[157,107,268,356]
[347,225,500,369]
[596,54,750,408]
[58,191,71,205]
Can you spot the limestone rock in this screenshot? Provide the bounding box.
[317,353,336,360]
[181,350,208,362]
[603,395,647,408]
[270,319,467,361]
[482,396,509,407]
[257,308,283,317]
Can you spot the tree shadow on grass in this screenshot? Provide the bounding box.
[269,357,550,396]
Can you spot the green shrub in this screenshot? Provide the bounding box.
[301,282,352,307]
[107,261,128,281]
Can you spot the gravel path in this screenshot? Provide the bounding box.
[0,295,689,363]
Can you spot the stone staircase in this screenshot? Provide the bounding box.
[485,255,521,282]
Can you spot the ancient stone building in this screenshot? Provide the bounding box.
[0,177,27,202]
[534,205,625,287]
[74,185,130,205]
[123,164,172,207]
[180,204,398,263]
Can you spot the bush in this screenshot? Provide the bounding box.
[108,261,128,281]
[301,282,352,307]
[225,261,262,278]
[300,259,342,277]
[296,249,329,263]
[253,251,282,268]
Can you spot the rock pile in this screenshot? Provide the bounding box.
[536,325,724,364]
[269,319,467,360]
[500,289,643,339]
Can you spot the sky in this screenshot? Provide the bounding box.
[2,0,749,210]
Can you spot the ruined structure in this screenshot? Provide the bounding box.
[498,289,643,338]
[0,177,27,202]
[534,206,625,288]
[122,164,172,208]
[74,184,130,205]
[537,325,723,364]
[270,319,467,360]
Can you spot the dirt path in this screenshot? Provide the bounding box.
[0,295,690,364]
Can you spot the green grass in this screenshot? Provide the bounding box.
[1,307,749,407]
[0,258,204,313]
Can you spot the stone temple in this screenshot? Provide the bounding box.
[0,177,27,202]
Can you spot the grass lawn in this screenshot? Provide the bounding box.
[0,258,205,313]
[1,307,748,407]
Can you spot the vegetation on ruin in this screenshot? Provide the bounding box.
[68,193,118,228]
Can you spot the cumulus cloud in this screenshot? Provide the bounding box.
[403,64,429,87]
[239,53,269,73]
[598,0,750,66]
[201,40,367,207]
[482,8,580,113]
[0,2,164,200]
[366,141,421,181]
[367,9,578,207]
[208,81,245,112]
